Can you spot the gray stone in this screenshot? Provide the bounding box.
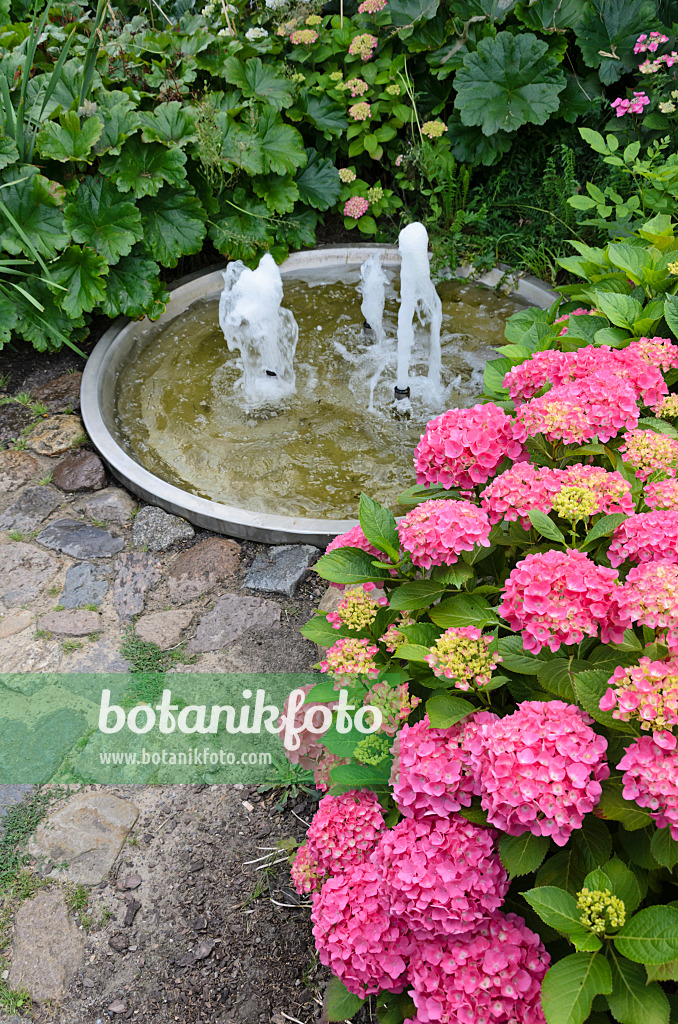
[73,487,138,527]
[0,485,62,533]
[112,551,162,621]
[0,611,32,639]
[38,609,101,636]
[0,451,40,494]
[318,586,343,613]
[0,542,59,608]
[168,537,240,604]
[135,609,193,649]
[190,593,281,654]
[37,518,124,558]
[60,636,131,672]
[51,449,106,492]
[59,562,110,609]
[8,889,84,1002]
[244,544,320,597]
[28,791,139,884]
[31,371,82,413]
[26,414,84,457]
[132,505,194,551]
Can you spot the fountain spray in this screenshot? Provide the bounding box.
[395,222,442,405]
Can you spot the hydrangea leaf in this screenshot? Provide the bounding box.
[47,245,108,317]
[252,173,299,215]
[389,581,446,611]
[300,615,350,646]
[522,886,583,933]
[541,953,612,1024]
[650,827,678,871]
[0,168,69,259]
[102,137,188,197]
[138,100,197,146]
[296,149,342,211]
[499,833,550,877]
[314,547,391,585]
[36,111,103,163]
[323,976,365,1022]
[576,0,659,85]
[608,956,670,1024]
[221,56,295,111]
[454,31,566,136]
[425,692,475,726]
[64,177,143,264]
[614,906,678,965]
[101,255,164,318]
[139,187,206,269]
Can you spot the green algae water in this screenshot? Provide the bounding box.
[114,268,524,519]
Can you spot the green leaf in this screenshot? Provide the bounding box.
[523,886,585,934]
[498,636,541,676]
[537,659,590,701]
[516,0,588,32]
[664,295,678,339]
[0,134,19,169]
[300,614,346,647]
[574,670,636,733]
[138,101,196,146]
[139,188,207,269]
[47,245,108,318]
[646,959,678,983]
[388,0,439,27]
[323,976,365,1022]
[321,722,364,758]
[389,581,445,611]
[580,513,628,549]
[394,642,432,663]
[537,849,588,895]
[36,110,102,163]
[0,169,68,260]
[257,109,307,176]
[358,493,399,561]
[222,56,295,111]
[425,693,475,727]
[608,955,669,1024]
[651,828,678,870]
[431,564,474,587]
[594,292,643,330]
[329,761,391,791]
[591,857,642,914]
[499,833,550,877]
[314,547,389,585]
[614,906,678,965]
[64,177,142,265]
[429,594,499,629]
[576,0,658,85]
[102,138,188,198]
[92,94,139,157]
[0,293,18,345]
[101,255,163,319]
[252,174,299,215]
[541,954,612,1024]
[296,149,342,211]
[573,816,612,871]
[454,31,566,136]
[528,509,566,544]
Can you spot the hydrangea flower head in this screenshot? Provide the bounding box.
[290,27,318,43]
[499,549,628,654]
[481,463,563,530]
[338,167,356,183]
[635,31,669,53]
[425,626,501,689]
[612,92,650,116]
[577,888,626,934]
[358,0,386,11]
[645,478,678,511]
[346,77,368,96]
[466,700,609,845]
[364,680,419,735]
[608,510,678,566]
[348,101,371,121]
[348,32,377,59]
[503,349,571,403]
[657,395,678,420]
[398,499,491,569]
[421,119,446,138]
[373,813,509,939]
[312,861,412,995]
[319,637,379,684]
[277,681,332,769]
[618,736,678,838]
[629,336,678,372]
[326,523,381,559]
[414,402,526,491]
[327,583,387,631]
[516,372,639,445]
[344,196,369,219]
[618,560,678,650]
[559,464,634,516]
[405,912,550,1024]
[600,657,678,741]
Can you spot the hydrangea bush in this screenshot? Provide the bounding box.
[289,263,678,1023]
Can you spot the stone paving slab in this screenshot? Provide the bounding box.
[167,536,240,603]
[8,889,84,1002]
[112,551,162,620]
[72,487,137,527]
[0,542,59,609]
[59,562,111,609]
[37,519,124,558]
[131,506,194,551]
[0,485,63,533]
[190,593,282,654]
[0,451,40,494]
[245,544,320,597]
[26,415,84,457]
[51,449,106,492]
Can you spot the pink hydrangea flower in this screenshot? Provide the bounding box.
[608,510,678,566]
[503,349,571,404]
[358,0,386,11]
[326,524,381,560]
[372,813,509,939]
[278,681,333,769]
[628,336,678,372]
[363,680,419,735]
[290,27,318,44]
[327,583,387,630]
[600,657,678,743]
[405,912,550,1024]
[559,464,634,515]
[348,32,377,59]
[620,428,678,480]
[466,700,609,845]
[657,395,678,420]
[645,478,678,510]
[345,77,368,96]
[635,31,669,54]
[425,626,501,689]
[392,712,498,819]
[618,737,678,838]
[481,463,564,529]
[414,403,526,490]
[397,499,491,569]
[499,549,629,654]
[344,196,370,219]
[313,749,349,792]
[348,100,371,121]
[312,861,412,995]
[291,790,386,895]
[319,636,379,684]
[516,371,639,445]
[618,560,678,651]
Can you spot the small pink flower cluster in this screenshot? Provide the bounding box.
[345,77,368,96]
[600,657,678,740]
[611,91,650,117]
[348,100,371,121]
[553,307,597,336]
[277,682,344,791]
[630,336,678,371]
[319,637,379,684]
[499,549,628,654]
[466,701,609,845]
[364,680,419,735]
[348,32,377,59]
[645,477,678,510]
[344,195,369,219]
[397,499,492,569]
[618,737,678,839]
[292,790,386,894]
[413,402,526,491]
[290,27,318,44]
[503,349,568,403]
[327,583,387,630]
[620,427,678,480]
[326,523,381,559]
[393,713,496,818]
[618,561,678,651]
[657,394,678,419]
[373,814,509,939]
[639,52,678,72]
[515,371,639,445]
[635,31,670,53]
[425,626,501,689]
[561,463,635,514]
[608,510,678,566]
[358,0,387,12]
[405,912,550,1024]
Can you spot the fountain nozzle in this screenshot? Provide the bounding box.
[265,370,277,377]
[394,385,411,400]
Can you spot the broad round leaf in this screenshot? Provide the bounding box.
[102,138,188,198]
[65,178,143,264]
[139,187,207,268]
